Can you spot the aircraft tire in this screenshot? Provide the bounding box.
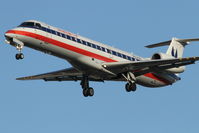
[83,88,94,97]
[19,53,24,59]
[125,83,131,92]
[131,83,137,92]
[16,53,24,60]
[83,89,89,97]
[125,83,137,92]
[88,87,94,96]
[15,54,20,60]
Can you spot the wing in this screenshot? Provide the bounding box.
[16,67,104,82]
[102,56,199,76]
[16,67,83,81]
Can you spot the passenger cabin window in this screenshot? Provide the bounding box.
[107,49,111,54]
[57,32,61,36]
[67,35,71,40]
[87,42,91,47]
[47,28,51,33]
[82,40,87,45]
[117,53,122,57]
[61,33,66,38]
[91,43,96,48]
[71,37,76,42]
[77,39,82,43]
[127,56,131,60]
[122,54,127,59]
[96,45,101,50]
[51,30,56,35]
[101,47,106,52]
[112,51,117,56]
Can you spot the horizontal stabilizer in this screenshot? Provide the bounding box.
[146,38,199,48]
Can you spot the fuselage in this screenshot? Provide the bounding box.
[5,20,180,87]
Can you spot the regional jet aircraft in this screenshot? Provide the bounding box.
[4,20,199,97]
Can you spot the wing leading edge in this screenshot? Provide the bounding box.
[16,67,83,81]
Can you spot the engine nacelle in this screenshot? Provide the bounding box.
[151,53,174,60]
[151,53,185,73]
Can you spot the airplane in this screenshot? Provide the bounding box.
[4,20,199,97]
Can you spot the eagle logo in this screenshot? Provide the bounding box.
[171,47,178,58]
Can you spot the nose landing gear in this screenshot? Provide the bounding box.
[14,38,24,60]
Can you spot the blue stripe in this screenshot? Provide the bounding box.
[19,25,140,61]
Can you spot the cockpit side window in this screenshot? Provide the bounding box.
[35,23,41,28]
[18,22,41,29]
[19,22,35,27]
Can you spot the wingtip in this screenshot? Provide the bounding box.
[16,77,25,80]
[145,45,150,48]
[16,76,33,80]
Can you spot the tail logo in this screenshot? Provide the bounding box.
[171,47,178,58]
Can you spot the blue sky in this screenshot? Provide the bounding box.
[1,0,199,132]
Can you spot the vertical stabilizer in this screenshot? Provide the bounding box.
[166,38,187,58]
[146,37,199,58]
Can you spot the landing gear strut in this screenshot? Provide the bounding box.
[81,76,94,97]
[122,72,137,92]
[13,38,24,60]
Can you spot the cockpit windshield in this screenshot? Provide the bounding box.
[18,22,41,28]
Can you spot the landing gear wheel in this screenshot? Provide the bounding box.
[125,83,137,92]
[83,89,89,97]
[19,53,24,59]
[83,88,94,97]
[125,83,131,92]
[81,75,95,97]
[15,53,24,60]
[88,87,94,96]
[131,83,137,92]
[15,54,20,60]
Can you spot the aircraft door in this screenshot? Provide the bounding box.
[106,48,113,59]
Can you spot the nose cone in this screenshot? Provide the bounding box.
[4,30,14,40]
[4,30,15,44]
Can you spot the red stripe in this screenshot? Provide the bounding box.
[6,30,116,63]
[6,30,170,85]
[144,73,171,85]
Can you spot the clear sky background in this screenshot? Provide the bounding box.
[0,0,199,133]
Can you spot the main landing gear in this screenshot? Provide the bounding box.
[125,82,137,92]
[122,72,137,92]
[81,76,94,97]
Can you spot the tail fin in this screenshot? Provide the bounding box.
[166,38,186,58]
[146,38,199,58]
